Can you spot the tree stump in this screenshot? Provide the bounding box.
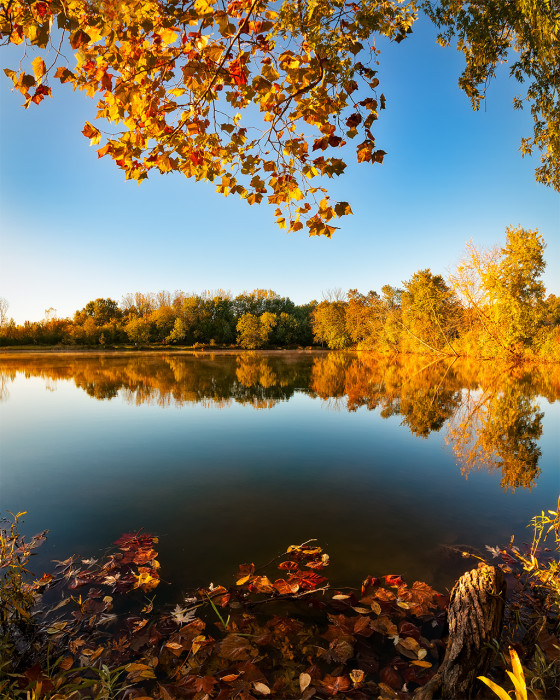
[415,564,506,699]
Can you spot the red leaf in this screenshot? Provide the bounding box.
[278,560,298,571]
[273,578,299,595]
[353,615,375,637]
[379,664,402,690]
[398,620,421,640]
[190,150,203,166]
[35,2,49,18]
[290,571,327,590]
[69,28,91,50]
[114,533,139,547]
[361,575,380,594]
[101,71,113,91]
[31,84,51,104]
[322,674,351,694]
[218,634,255,661]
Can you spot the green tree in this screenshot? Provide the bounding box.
[543,294,560,327]
[292,302,317,346]
[210,294,235,345]
[311,300,351,349]
[450,227,546,356]
[378,285,403,351]
[149,305,177,342]
[75,298,121,325]
[125,317,152,345]
[233,291,295,318]
[488,226,546,349]
[272,312,300,346]
[167,296,211,344]
[424,0,560,190]
[401,269,460,354]
[236,311,277,348]
[346,289,384,348]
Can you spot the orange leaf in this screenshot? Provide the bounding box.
[322,675,350,693]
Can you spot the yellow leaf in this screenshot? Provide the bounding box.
[299,673,311,692]
[32,57,46,82]
[478,676,512,700]
[82,121,101,145]
[253,682,271,695]
[194,0,213,15]
[507,649,527,700]
[350,669,365,684]
[191,634,206,655]
[159,28,178,46]
[86,25,103,42]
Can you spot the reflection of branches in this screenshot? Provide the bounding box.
[447,384,543,491]
[322,396,346,412]
[0,371,13,402]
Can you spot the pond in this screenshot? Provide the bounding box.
[0,351,558,602]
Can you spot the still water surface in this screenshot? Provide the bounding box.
[0,351,558,600]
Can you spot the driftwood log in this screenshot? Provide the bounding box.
[415,564,506,699]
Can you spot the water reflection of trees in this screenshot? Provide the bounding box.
[447,379,544,491]
[0,353,316,409]
[311,354,551,491]
[0,352,557,489]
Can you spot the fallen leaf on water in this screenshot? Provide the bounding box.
[253,681,271,694]
[322,674,351,693]
[222,673,241,682]
[350,669,365,685]
[299,672,311,692]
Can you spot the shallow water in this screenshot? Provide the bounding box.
[0,351,558,601]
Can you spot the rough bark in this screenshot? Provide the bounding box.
[415,564,506,699]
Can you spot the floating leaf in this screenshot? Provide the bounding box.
[372,616,398,636]
[322,674,351,693]
[253,682,271,694]
[299,672,311,692]
[219,634,255,661]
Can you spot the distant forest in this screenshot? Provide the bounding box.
[1,227,559,360]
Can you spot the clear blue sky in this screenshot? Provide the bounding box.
[1,18,558,323]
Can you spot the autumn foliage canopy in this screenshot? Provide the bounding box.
[1,0,558,234]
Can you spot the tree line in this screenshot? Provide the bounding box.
[0,289,316,349]
[1,227,558,359]
[312,227,559,360]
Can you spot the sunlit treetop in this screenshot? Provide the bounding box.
[1,0,558,236]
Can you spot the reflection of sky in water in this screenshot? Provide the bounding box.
[0,356,558,603]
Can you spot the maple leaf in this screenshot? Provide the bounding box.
[171,604,198,626]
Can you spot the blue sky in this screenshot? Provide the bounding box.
[1,17,558,323]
